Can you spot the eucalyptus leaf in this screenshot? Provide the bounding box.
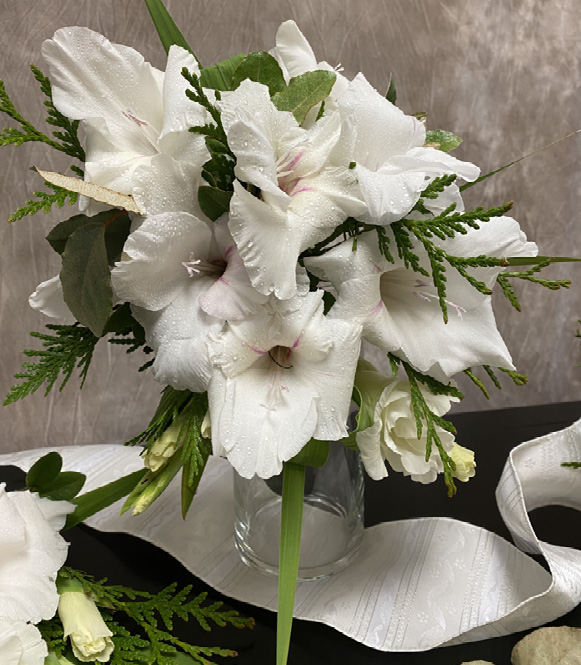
[26,452,62,491]
[198,186,233,221]
[102,303,138,334]
[199,53,245,91]
[60,222,114,336]
[39,471,86,502]
[231,51,286,95]
[272,70,336,125]
[143,0,195,59]
[46,210,112,255]
[103,210,132,263]
[425,129,463,152]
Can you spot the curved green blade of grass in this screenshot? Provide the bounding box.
[143,0,199,64]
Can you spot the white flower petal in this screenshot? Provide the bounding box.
[29,276,74,321]
[273,20,318,79]
[0,621,47,665]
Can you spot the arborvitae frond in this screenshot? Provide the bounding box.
[4,324,99,405]
[0,66,84,160]
[465,364,527,395]
[562,462,581,469]
[463,368,490,399]
[58,568,252,665]
[8,168,79,222]
[37,616,66,657]
[388,354,460,496]
[497,258,571,310]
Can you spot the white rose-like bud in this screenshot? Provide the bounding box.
[58,591,114,663]
[450,443,476,482]
[354,360,460,483]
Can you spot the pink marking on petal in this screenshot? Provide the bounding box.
[371,300,383,315]
[287,149,305,171]
[291,333,303,350]
[373,263,382,273]
[244,342,266,355]
[123,109,148,127]
[224,244,235,258]
[218,276,229,285]
[291,185,315,197]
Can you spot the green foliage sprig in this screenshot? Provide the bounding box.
[3,324,99,405]
[40,568,254,665]
[388,354,461,496]
[497,258,571,311]
[0,65,84,160]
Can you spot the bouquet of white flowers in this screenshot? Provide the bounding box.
[2,1,575,662]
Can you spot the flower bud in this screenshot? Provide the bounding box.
[450,444,476,482]
[58,591,114,663]
[143,420,183,472]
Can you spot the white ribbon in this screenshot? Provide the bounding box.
[2,418,581,652]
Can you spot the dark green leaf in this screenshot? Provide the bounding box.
[231,51,286,95]
[46,209,129,257]
[143,0,195,58]
[65,469,147,529]
[198,186,233,221]
[385,72,397,105]
[40,471,86,502]
[199,53,245,91]
[26,452,62,491]
[102,303,138,334]
[103,211,132,264]
[272,70,336,125]
[425,129,463,152]
[60,223,114,336]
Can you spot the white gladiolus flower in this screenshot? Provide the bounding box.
[306,216,538,381]
[111,155,268,392]
[42,27,208,213]
[334,73,480,226]
[218,79,365,300]
[354,360,460,483]
[0,620,48,665]
[0,485,72,625]
[28,275,74,322]
[208,291,362,479]
[58,591,114,663]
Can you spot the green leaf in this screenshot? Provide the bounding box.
[425,129,462,152]
[102,303,138,334]
[231,51,286,95]
[385,72,397,105]
[199,53,245,91]
[39,471,86,502]
[198,186,233,221]
[47,210,117,255]
[26,452,62,491]
[272,70,336,125]
[289,439,329,467]
[103,210,132,264]
[65,469,147,529]
[143,0,195,58]
[122,452,183,516]
[277,462,305,665]
[60,222,114,336]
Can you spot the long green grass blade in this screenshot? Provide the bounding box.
[64,469,146,529]
[460,129,581,192]
[143,0,197,62]
[277,462,305,665]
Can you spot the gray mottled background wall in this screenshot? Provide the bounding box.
[0,0,580,452]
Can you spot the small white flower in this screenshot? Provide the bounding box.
[58,591,114,663]
[354,360,459,483]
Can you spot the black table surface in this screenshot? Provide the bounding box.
[3,401,581,664]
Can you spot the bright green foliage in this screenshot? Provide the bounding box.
[388,354,460,497]
[425,129,462,152]
[463,368,490,399]
[0,66,84,159]
[4,324,99,405]
[40,568,253,665]
[230,51,286,96]
[497,258,571,311]
[272,70,336,125]
[464,364,527,399]
[199,54,245,91]
[8,172,79,223]
[26,452,87,503]
[143,0,195,60]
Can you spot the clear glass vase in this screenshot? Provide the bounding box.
[233,443,364,581]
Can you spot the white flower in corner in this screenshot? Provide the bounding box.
[208,291,361,479]
[0,619,48,665]
[354,360,460,483]
[42,27,209,213]
[218,79,365,300]
[58,591,114,663]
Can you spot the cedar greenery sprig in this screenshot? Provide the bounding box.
[3,324,99,405]
[463,364,528,399]
[388,354,460,497]
[497,258,571,311]
[40,567,254,665]
[0,65,84,160]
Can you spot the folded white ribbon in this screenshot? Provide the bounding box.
[2,418,581,652]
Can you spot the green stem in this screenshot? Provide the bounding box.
[277,462,306,665]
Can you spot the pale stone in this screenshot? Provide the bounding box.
[511,626,581,665]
